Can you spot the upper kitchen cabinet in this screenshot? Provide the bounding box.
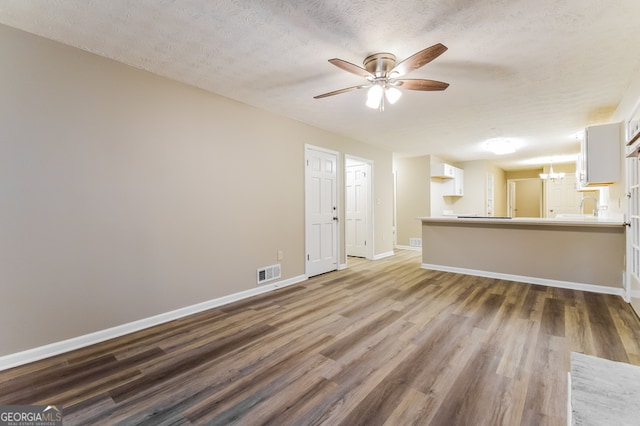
[625,102,640,157]
[447,167,464,196]
[431,162,456,178]
[577,122,621,187]
[431,162,464,196]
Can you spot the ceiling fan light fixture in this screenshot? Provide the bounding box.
[314,43,449,109]
[385,86,402,104]
[366,84,383,109]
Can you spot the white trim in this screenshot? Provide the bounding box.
[622,272,631,302]
[373,251,395,260]
[567,372,572,426]
[421,263,625,297]
[0,274,307,372]
[395,245,421,252]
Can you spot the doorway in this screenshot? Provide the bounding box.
[507,178,543,218]
[305,145,339,277]
[345,156,373,259]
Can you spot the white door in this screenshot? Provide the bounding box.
[305,146,338,277]
[545,174,581,217]
[346,162,368,258]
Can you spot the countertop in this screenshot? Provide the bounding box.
[419,215,626,228]
[570,352,640,426]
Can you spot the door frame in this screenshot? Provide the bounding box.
[625,156,637,306]
[345,155,374,260]
[304,144,340,277]
[507,178,543,218]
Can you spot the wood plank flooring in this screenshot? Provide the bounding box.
[2,249,640,425]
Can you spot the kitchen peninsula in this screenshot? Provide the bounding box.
[420,216,626,296]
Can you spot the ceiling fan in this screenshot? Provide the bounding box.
[314,43,449,111]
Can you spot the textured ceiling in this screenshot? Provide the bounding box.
[1,0,640,169]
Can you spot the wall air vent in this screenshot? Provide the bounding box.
[257,264,282,285]
[409,238,422,247]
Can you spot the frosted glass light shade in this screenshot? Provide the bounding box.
[366,85,383,109]
[385,87,402,104]
[484,138,516,155]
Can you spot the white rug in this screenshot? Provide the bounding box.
[570,352,640,426]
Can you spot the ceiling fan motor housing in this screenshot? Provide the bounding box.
[363,53,397,78]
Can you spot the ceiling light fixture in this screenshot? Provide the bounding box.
[366,83,402,111]
[540,164,565,181]
[484,138,516,155]
[315,45,448,111]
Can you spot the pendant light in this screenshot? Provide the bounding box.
[540,164,565,181]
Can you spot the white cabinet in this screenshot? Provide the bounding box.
[431,163,456,178]
[578,122,621,187]
[432,163,464,196]
[446,167,464,196]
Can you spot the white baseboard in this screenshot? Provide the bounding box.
[0,274,307,372]
[395,245,421,252]
[372,251,395,260]
[421,263,625,297]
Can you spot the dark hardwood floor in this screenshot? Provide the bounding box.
[2,250,640,425]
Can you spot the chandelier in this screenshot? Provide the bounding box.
[539,164,565,181]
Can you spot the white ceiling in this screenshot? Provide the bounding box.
[2,0,640,170]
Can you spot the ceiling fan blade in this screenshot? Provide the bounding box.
[391,43,448,76]
[313,84,371,99]
[328,58,373,78]
[314,84,371,99]
[394,79,449,91]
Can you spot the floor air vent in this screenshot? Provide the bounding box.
[409,238,422,247]
[257,264,281,285]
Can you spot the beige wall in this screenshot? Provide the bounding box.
[506,169,545,218]
[514,179,543,217]
[506,169,544,180]
[394,155,430,246]
[491,163,508,216]
[449,160,508,216]
[449,161,485,215]
[422,220,625,288]
[394,156,511,248]
[0,25,394,356]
